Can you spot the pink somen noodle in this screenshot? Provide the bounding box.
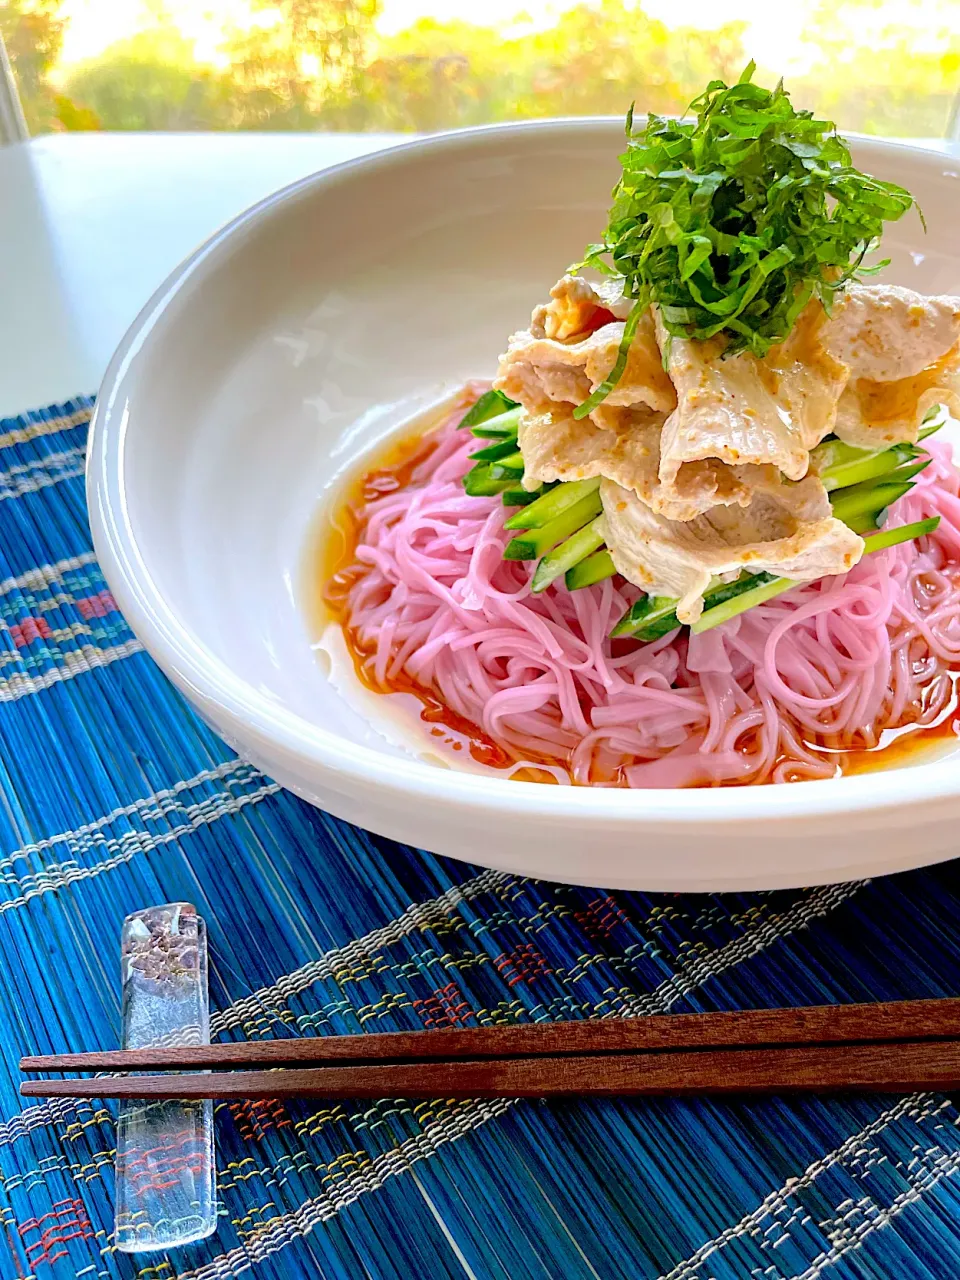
[329,394,960,788]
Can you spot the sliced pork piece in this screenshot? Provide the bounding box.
[533,273,633,339]
[600,476,863,625]
[518,403,782,521]
[820,283,960,446]
[823,283,960,382]
[517,404,662,494]
[502,274,960,526]
[833,353,960,446]
[649,283,960,501]
[495,277,677,417]
[655,304,849,495]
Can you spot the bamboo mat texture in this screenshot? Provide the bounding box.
[0,397,959,1280]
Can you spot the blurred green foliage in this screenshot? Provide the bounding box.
[0,0,79,131]
[793,0,960,139]
[1,0,957,138]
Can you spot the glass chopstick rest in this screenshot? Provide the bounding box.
[114,903,217,1251]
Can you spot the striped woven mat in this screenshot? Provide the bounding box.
[0,397,959,1280]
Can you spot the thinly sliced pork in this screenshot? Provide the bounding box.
[533,273,633,337]
[499,274,960,541]
[823,283,960,382]
[600,477,863,624]
[823,284,960,446]
[495,276,677,417]
[518,403,783,522]
[833,356,960,446]
[655,305,849,493]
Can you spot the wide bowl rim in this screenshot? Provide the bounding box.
[87,116,960,830]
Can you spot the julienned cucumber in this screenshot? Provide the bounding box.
[531,518,606,592]
[463,463,512,497]
[830,479,914,527]
[819,442,918,492]
[565,550,616,590]
[504,490,604,561]
[610,595,685,641]
[457,391,518,429]
[470,406,521,435]
[812,433,920,491]
[462,440,524,494]
[471,423,521,440]
[470,438,522,462]
[465,406,523,440]
[861,514,941,554]
[504,476,601,530]
[461,396,943,635]
[502,485,544,507]
[489,451,524,478]
[611,572,777,639]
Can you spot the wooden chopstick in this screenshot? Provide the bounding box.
[19,1000,960,1099]
[19,1040,960,1100]
[19,998,960,1074]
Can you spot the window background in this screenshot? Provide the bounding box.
[1,0,958,139]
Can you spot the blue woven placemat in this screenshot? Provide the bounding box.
[0,397,960,1279]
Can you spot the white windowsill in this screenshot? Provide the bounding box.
[0,132,407,415]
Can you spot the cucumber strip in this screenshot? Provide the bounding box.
[861,514,940,554]
[831,479,913,527]
[463,463,511,497]
[820,442,917,492]
[504,490,604,560]
[469,406,522,438]
[565,549,617,590]
[634,614,686,642]
[810,435,871,476]
[691,516,941,635]
[504,477,601,530]
[812,420,939,487]
[489,451,524,478]
[457,391,517,429]
[610,571,777,639]
[886,457,933,484]
[813,435,896,482]
[471,424,521,440]
[831,459,929,529]
[702,571,778,613]
[689,577,798,634]
[502,486,543,507]
[531,518,605,593]
[610,595,681,639]
[843,510,883,535]
[470,438,521,462]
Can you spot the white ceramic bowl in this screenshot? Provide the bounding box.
[88,119,960,891]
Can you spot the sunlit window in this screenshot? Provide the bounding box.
[2,0,958,138]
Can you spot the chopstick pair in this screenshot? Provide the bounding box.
[20,998,960,1100]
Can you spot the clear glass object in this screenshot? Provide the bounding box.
[115,903,217,1252]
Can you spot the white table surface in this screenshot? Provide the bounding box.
[0,129,953,419]
[0,132,405,417]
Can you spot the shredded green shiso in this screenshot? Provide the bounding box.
[573,62,916,418]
